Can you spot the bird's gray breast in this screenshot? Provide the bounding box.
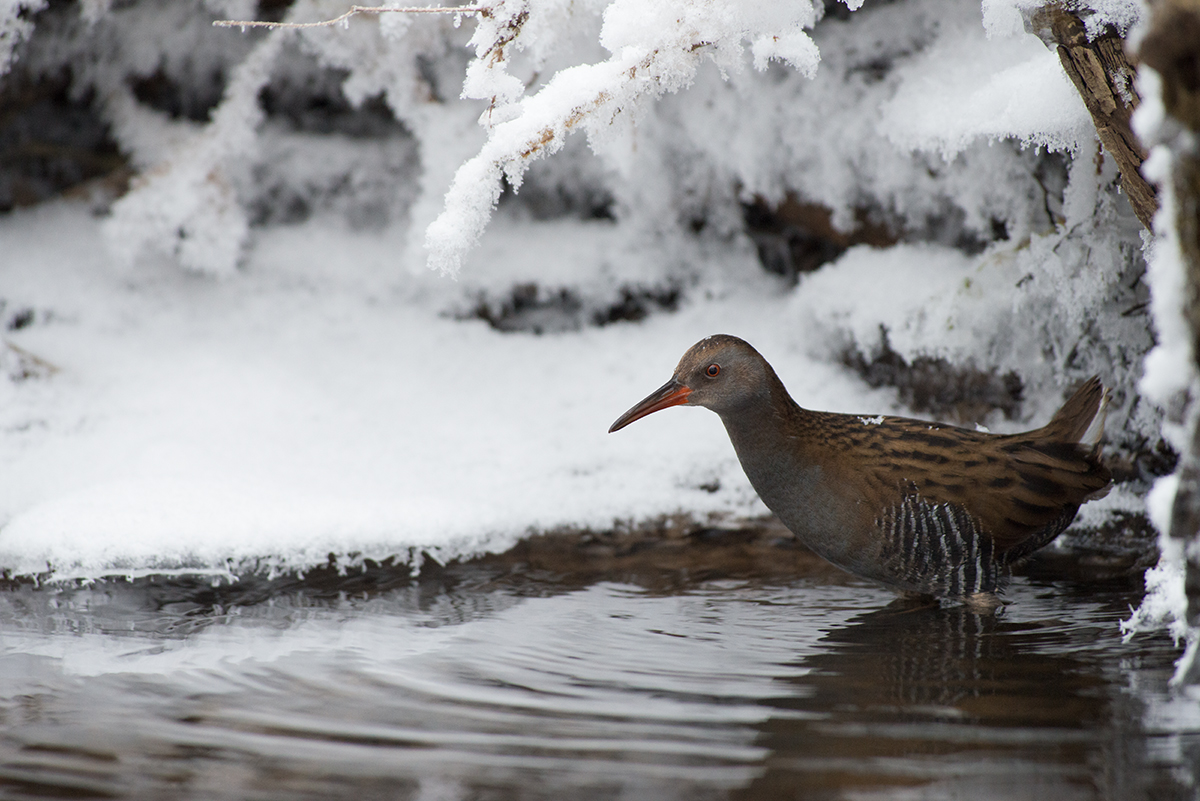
[722,420,873,576]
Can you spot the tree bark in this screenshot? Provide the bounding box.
[1029,5,1159,230]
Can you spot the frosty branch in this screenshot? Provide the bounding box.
[424,43,710,277]
[212,4,490,30]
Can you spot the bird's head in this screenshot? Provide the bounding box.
[608,335,772,432]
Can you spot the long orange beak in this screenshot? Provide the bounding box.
[608,378,691,433]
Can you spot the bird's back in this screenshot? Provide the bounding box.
[765,378,1111,596]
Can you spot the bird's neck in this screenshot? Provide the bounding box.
[717,374,822,504]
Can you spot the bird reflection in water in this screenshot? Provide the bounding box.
[736,596,1148,801]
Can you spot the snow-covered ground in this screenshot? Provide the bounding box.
[0,201,886,579]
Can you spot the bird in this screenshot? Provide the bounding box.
[608,335,1112,603]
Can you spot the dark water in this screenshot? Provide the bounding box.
[0,541,1194,800]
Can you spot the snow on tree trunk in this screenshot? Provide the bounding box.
[1122,0,1200,681]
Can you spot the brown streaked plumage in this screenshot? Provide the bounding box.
[608,335,1111,602]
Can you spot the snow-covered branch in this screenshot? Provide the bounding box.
[425,0,822,275]
[212,4,488,31]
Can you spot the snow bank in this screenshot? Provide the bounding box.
[0,201,895,580]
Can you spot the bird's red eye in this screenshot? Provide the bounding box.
[706,364,720,377]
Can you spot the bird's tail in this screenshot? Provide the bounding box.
[1044,376,1109,450]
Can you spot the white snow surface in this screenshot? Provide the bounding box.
[881,25,1090,158]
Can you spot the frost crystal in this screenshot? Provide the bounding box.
[0,0,46,75]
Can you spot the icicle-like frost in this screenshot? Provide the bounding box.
[425,0,823,276]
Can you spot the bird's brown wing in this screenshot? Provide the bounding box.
[824,415,1110,554]
[964,434,1110,551]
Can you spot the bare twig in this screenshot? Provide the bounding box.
[213,4,489,30]
[3,340,59,379]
